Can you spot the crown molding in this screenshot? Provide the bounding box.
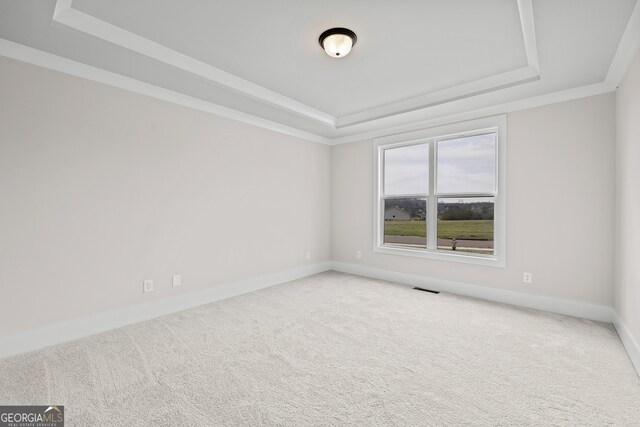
[337,66,539,128]
[337,0,540,128]
[517,0,539,72]
[51,0,539,130]
[329,82,615,145]
[52,0,337,128]
[605,0,640,88]
[1,0,635,145]
[0,38,331,145]
[0,38,616,146]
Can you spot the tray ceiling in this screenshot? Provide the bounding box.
[0,0,638,143]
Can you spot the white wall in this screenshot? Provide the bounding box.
[0,56,331,337]
[332,93,616,306]
[615,51,640,344]
[0,52,623,343]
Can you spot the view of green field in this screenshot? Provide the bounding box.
[384,219,494,240]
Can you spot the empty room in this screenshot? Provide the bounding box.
[1,0,640,425]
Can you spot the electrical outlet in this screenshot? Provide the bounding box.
[523,272,533,283]
[356,250,362,259]
[143,279,154,293]
[306,251,311,260]
[172,274,181,287]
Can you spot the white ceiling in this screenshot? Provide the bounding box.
[0,0,639,143]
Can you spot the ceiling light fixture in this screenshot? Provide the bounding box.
[318,28,357,58]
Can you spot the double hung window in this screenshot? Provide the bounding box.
[374,116,506,267]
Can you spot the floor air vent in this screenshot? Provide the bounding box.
[413,287,440,294]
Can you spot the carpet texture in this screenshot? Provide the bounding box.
[1,272,639,426]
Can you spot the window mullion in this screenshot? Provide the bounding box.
[427,140,437,251]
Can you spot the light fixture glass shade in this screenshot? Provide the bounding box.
[319,28,357,58]
[322,33,354,58]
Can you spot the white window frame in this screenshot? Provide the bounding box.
[373,115,507,268]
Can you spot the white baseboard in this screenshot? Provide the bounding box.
[335,261,639,378]
[0,262,331,360]
[330,262,615,323]
[613,315,640,378]
[5,260,636,380]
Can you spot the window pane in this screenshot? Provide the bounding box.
[437,197,494,255]
[384,144,429,195]
[437,133,496,194]
[383,198,426,249]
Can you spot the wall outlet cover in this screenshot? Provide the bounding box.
[172,275,181,287]
[143,280,154,293]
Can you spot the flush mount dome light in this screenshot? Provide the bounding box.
[319,27,357,58]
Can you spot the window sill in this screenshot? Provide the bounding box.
[374,244,506,268]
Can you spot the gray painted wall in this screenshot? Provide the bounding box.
[0,53,627,340]
[0,56,331,336]
[615,50,640,346]
[332,93,616,306]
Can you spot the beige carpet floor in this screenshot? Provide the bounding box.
[1,271,639,426]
